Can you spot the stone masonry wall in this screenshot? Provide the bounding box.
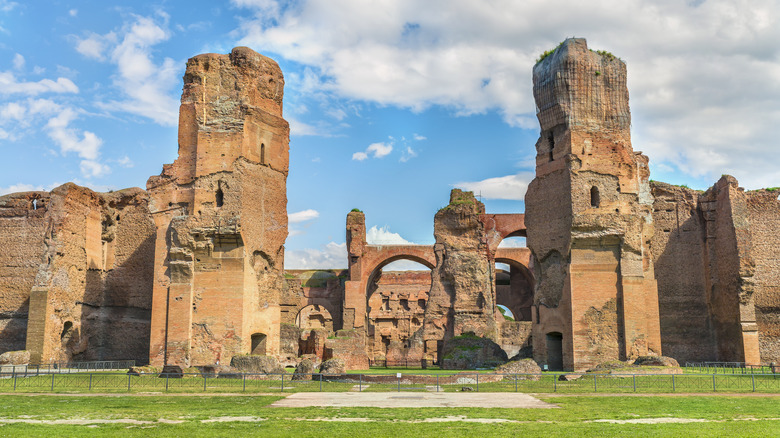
[0,192,49,354]
[650,182,717,362]
[747,189,780,362]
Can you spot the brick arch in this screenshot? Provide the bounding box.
[495,256,534,322]
[480,213,527,254]
[343,244,435,330]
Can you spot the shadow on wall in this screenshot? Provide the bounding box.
[0,297,29,354]
[72,233,155,364]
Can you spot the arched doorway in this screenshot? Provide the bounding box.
[365,257,433,363]
[295,304,334,332]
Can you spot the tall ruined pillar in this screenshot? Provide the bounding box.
[343,210,367,331]
[147,47,289,367]
[525,38,660,371]
[422,189,497,360]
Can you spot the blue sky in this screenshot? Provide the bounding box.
[1,1,779,269]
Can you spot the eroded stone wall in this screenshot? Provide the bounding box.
[0,184,155,364]
[650,182,716,362]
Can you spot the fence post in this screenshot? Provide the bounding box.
[359,374,362,392]
[594,375,597,392]
[476,373,479,392]
[89,374,93,391]
[127,374,131,392]
[397,375,400,392]
[319,373,322,392]
[13,370,17,391]
[51,373,55,392]
[281,373,284,393]
[672,373,675,392]
[751,372,756,392]
[203,375,207,392]
[515,374,518,392]
[633,374,636,392]
[166,374,169,392]
[712,374,716,392]
[242,373,246,392]
[437,374,439,392]
[553,374,557,392]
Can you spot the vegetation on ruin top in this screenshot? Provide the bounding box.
[535,41,563,64]
[350,208,362,213]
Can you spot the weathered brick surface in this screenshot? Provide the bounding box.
[147,47,289,367]
[526,38,661,371]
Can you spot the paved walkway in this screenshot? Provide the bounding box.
[270,392,557,408]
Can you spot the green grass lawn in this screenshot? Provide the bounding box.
[0,394,778,437]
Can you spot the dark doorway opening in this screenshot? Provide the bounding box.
[251,333,267,355]
[546,332,564,371]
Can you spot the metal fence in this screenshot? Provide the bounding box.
[0,360,136,375]
[685,362,778,374]
[368,359,438,369]
[1,370,778,394]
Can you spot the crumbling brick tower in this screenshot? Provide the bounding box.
[525,38,661,371]
[146,47,289,367]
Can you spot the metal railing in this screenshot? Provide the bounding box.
[1,370,779,394]
[0,360,136,376]
[369,359,438,369]
[685,362,778,374]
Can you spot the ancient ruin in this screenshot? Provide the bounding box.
[0,39,778,372]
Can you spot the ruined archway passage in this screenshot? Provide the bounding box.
[364,258,432,362]
[480,213,527,257]
[495,258,534,322]
[343,243,435,331]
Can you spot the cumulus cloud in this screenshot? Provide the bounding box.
[289,209,320,223]
[353,141,393,161]
[80,160,111,178]
[232,0,780,189]
[0,71,78,95]
[284,241,347,269]
[45,107,102,160]
[75,14,179,126]
[455,172,533,201]
[366,225,412,245]
[0,183,46,195]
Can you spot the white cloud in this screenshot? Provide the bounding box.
[353,141,393,161]
[12,53,23,70]
[76,15,179,126]
[232,0,780,189]
[0,71,78,95]
[367,142,392,158]
[0,1,17,13]
[455,172,533,201]
[289,209,320,223]
[116,156,134,168]
[284,241,347,269]
[366,225,412,245]
[69,9,77,17]
[413,133,426,141]
[75,32,116,60]
[400,146,417,162]
[79,160,111,178]
[45,107,102,160]
[0,183,45,195]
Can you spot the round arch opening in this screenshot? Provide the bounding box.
[365,256,433,364]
